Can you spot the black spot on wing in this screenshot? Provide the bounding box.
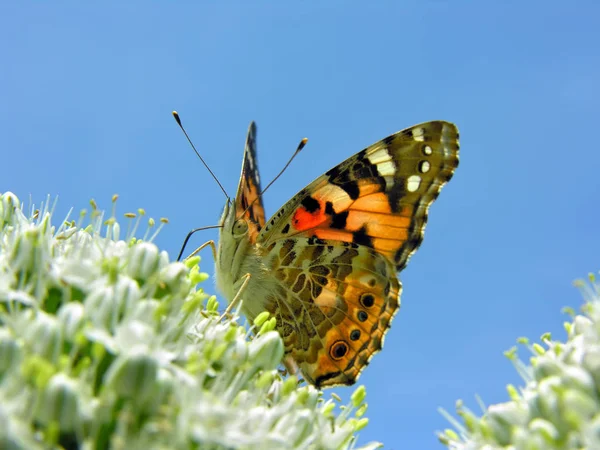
[253,220,262,231]
[330,341,349,359]
[325,165,341,179]
[382,135,396,145]
[324,200,348,230]
[282,250,296,266]
[387,180,407,213]
[330,211,349,229]
[352,225,373,248]
[311,280,323,299]
[312,245,325,260]
[326,165,359,201]
[355,160,387,192]
[353,160,379,179]
[307,235,326,246]
[325,201,335,215]
[360,293,375,308]
[326,150,389,201]
[301,196,320,213]
[292,273,306,293]
[341,180,360,200]
[282,239,295,255]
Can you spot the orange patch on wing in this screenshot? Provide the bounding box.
[367,223,410,239]
[292,203,328,231]
[372,237,408,257]
[345,210,411,231]
[357,180,385,196]
[312,287,340,313]
[313,228,354,243]
[314,351,342,376]
[351,192,392,213]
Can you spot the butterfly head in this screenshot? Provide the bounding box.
[214,198,250,303]
[218,198,251,238]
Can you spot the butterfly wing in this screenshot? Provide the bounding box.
[258,121,459,386]
[259,121,459,270]
[235,121,266,242]
[263,236,402,387]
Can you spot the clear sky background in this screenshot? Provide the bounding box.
[2,1,600,448]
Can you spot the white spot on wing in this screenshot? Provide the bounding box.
[412,127,425,142]
[376,161,395,177]
[407,175,421,192]
[423,145,433,155]
[367,148,391,165]
[419,161,431,173]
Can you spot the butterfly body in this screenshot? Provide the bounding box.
[214,121,459,388]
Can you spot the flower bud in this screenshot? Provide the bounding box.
[529,417,559,443]
[248,331,284,372]
[113,276,141,316]
[106,350,159,405]
[126,242,160,282]
[157,263,190,296]
[84,285,117,329]
[0,191,21,226]
[57,303,86,341]
[35,374,81,431]
[25,312,62,363]
[351,385,367,407]
[0,329,22,376]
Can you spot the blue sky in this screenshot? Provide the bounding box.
[2,1,600,448]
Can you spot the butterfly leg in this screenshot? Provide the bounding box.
[278,356,304,384]
[280,355,299,376]
[218,272,251,322]
[185,240,217,261]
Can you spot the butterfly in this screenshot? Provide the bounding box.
[212,121,459,388]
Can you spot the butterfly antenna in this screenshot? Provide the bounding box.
[177,224,223,261]
[241,136,308,218]
[172,111,229,199]
[260,137,308,198]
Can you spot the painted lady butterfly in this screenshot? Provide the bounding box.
[200,120,458,388]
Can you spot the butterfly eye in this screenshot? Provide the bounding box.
[233,220,248,236]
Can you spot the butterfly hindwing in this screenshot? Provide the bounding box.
[262,236,401,387]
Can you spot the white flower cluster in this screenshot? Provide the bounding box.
[439,276,600,449]
[0,192,380,450]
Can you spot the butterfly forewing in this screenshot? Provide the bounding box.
[235,121,266,242]
[258,121,459,271]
